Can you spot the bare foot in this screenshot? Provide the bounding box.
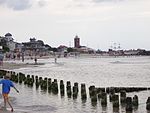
[11,108,14,112]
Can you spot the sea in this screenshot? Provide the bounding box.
[1,56,150,113]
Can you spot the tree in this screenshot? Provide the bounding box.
[45,44,52,51]
[0,37,9,53]
[3,46,9,53]
[67,47,74,53]
[37,40,44,46]
[52,47,58,52]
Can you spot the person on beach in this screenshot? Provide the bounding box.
[0,52,4,67]
[0,72,19,112]
[54,57,57,63]
[21,52,24,62]
[34,57,37,64]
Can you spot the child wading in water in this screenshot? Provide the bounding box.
[0,72,19,112]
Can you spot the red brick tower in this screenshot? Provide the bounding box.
[74,35,80,48]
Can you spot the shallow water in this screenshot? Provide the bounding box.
[1,56,150,113]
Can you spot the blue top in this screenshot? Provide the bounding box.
[0,79,14,94]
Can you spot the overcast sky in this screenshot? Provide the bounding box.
[0,0,150,50]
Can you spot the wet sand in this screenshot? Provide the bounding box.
[0,62,28,70]
[0,61,44,70]
[0,108,29,113]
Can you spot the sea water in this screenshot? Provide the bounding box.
[1,56,150,113]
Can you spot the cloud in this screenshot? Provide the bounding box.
[0,0,48,10]
[92,0,124,3]
[72,0,125,4]
[0,0,32,10]
[38,0,47,7]
[0,0,5,4]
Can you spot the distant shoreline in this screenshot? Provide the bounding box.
[1,55,149,70]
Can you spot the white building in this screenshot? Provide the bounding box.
[5,33,14,41]
[77,46,96,54]
[5,33,16,51]
[124,50,140,55]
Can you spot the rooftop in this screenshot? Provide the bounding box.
[5,33,12,37]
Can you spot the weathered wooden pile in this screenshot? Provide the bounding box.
[0,69,150,112]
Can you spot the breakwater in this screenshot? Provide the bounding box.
[1,69,150,113]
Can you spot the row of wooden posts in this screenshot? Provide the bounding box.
[1,69,150,112]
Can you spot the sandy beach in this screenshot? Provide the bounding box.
[0,60,45,70]
[1,62,28,70]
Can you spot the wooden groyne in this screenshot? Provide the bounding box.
[0,69,150,112]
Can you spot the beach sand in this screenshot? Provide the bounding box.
[0,108,29,113]
[0,61,44,70]
[0,62,28,70]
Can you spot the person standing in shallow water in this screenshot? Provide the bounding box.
[0,72,19,112]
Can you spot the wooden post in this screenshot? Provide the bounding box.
[48,78,52,92]
[126,97,133,112]
[101,92,107,107]
[81,84,87,100]
[60,80,65,96]
[51,79,58,94]
[89,86,97,103]
[120,90,126,104]
[112,95,119,108]
[73,85,78,99]
[66,81,72,98]
[132,95,138,108]
[146,97,150,110]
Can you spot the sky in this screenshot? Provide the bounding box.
[0,0,150,50]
